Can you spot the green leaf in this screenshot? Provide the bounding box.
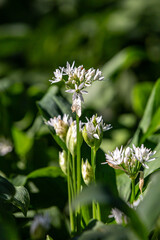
[37,86,72,119]
[116,172,131,201]
[131,78,160,145]
[0,176,15,201]
[12,126,33,157]
[132,82,153,117]
[27,166,65,179]
[137,172,160,233]
[11,186,30,217]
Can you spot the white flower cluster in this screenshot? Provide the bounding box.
[85,115,111,140]
[49,62,104,117]
[104,144,156,177]
[46,114,72,140]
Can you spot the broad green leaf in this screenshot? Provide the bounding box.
[11,186,30,217]
[102,47,143,78]
[137,172,160,233]
[116,172,131,201]
[12,126,33,157]
[0,176,15,201]
[132,82,153,117]
[131,78,160,145]
[37,86,72,119]
[27,166,65,179]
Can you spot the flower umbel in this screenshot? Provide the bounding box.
[49,62,104,117]
[104,144,156,179]
[46,114,72,141]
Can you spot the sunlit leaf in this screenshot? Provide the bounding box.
[27,166,65,179]
[12,126,33,157]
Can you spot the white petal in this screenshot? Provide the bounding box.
[93,134,99,139]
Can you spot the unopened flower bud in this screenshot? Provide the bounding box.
[66,121,82,156]
[139,171,144,194]
[82,159,94,185]
[59,150,67,175]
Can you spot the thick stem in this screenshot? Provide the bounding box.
[67,150,74,235]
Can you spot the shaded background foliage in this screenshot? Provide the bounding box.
[1,0,160,239]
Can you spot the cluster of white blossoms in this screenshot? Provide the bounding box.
[83,115,111,150]
[46,114,73,141]
[49,62,104,117]
[45,114,83,156]
[104,144,156,178]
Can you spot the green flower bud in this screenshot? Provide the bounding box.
[66,121,82,156]
[82,159,94,185]
[59,150,67,175]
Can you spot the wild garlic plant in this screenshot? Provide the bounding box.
[45,61,156,236]
[46,62,108,234]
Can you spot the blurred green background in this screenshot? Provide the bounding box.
[1,0,160,238]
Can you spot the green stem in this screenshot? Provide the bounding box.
[97,202,101,221]
[76,114,81,233]
[91,147,101,220]
[72,154,76,198]
[91,147,96,180]
[67,150,74,235]
[131,179,135,203]
[92,202,97,219]
[76,114,81,194]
